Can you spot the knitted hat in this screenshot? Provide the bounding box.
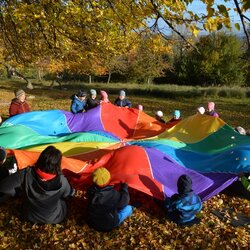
[177,175,192,194]
[92,167,111,187]
[197,106,205,115]
[90,89,97,96]
[208,102,215,111]
[173,110,181,119]
[0,146,7,163]
[235,126,246,135]
[119,90,126,97]
[77,90,87,97]
[15,89,25,98]
[100,90,109,102]
[155,110,163,117]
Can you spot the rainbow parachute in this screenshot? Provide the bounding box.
[1,103,249,201]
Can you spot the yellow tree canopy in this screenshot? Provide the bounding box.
[0,0,249,73]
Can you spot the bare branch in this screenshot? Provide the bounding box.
[150,0,200,53]
[233,0,250,51]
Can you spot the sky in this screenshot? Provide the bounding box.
[187,0,250,33]
[189,0,249,22]
[154,0,250,36]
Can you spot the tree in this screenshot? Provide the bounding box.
[127,34,172,84]
[0,0,249,83]
[175,33,246,86]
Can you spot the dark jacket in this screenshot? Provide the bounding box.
[206,110,219,117]
[0,168,73,224]
[9,98,30,117]
[87,183,130,231]
[86,98,99,111]
[166,118,182,124]
[156,117,166,124]
[70,95,86,114]
[114,98,132,108]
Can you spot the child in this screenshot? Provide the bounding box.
[155,110,165,124]
[167,110,182,123]
[87,167,133,232]
[70,90,87,114]
[206,102,219,117]
[235,126,246,135]
[164,175,202,225]
[100,90,110,103]
[0,146,74,224]
[9,89,30,117]
[86,89,99,110]
[0,146,18,181]
[114,90,132,108]
[137,104,143,111]
[197,106,205,115]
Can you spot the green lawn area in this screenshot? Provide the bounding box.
[0,79,249,249]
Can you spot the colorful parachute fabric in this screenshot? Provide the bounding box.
[1,103,249,201]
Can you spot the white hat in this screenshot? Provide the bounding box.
[197,107,205,115]
[235,126,246,135]
[155,110,163,117]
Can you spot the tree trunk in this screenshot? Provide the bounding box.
[107,72,111,84]
[3,63,34,89]
[147,76,152,85]
[50,79,63,90]
[89,75,92,84]
[5,65,13,78]
[37,69,42,81]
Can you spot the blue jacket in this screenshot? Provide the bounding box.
[165,192,202,224]
[70,95,86,114]
[114,98,132,108]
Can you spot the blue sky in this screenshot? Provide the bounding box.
[153,0,250,35]
[187,0,250,33]
[188,0,249,23]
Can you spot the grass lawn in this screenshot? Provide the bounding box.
[0,79,249,249]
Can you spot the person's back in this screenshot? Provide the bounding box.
[21,167,72,224]
[9,89,30,117]
[165,175,202,225]
[0,146,74,224]
[87,167,132,231]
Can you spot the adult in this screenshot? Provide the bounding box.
[9,89,30,117]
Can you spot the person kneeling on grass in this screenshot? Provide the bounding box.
[87,167,133,232]
[164,175,202,226]
[0,146,75,224]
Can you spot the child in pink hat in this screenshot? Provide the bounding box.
[206,102,219,117]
